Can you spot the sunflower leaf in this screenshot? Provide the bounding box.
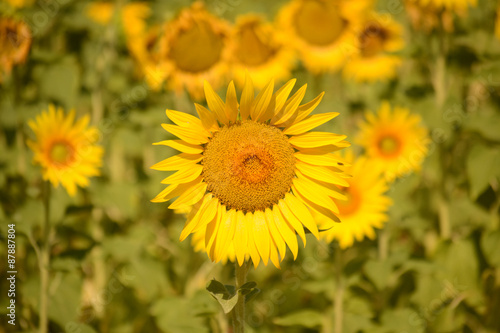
[206,279,238,314]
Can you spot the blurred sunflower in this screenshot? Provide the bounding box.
[411,0,477,12]
[277,0,371,73]
[496,3,500,39]
[228,14,295,89]
[86,2,150,56]
[142,2,230,99]
[4,0,34,8]
[0,16,31,82]
[318,152,392,248]
[27,105,104,196]
[151,78,351,268]
[343,13,404,82]
[356,102,429,182]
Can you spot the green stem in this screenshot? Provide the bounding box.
[232,262,250,333]
[378,227,389,261]
[39,181,51,333]
[334,247,344,333]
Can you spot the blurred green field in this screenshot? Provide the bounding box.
[1,0,500,332]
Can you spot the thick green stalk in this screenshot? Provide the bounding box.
[334,247,344,333]
[39,182,51,333]
[232,262,250,333]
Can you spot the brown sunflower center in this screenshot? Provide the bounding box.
[294,0,346,46]
[49,141,75,166]
[377,135,401,157]
[168,21,223,73]
[337,185,361,216]
[359,24,388,57]
[202,120,296,212]
[235,21,277,67]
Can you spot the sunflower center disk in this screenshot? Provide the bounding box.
[202,120,296,212]
[294,1,345,46]
[337,186,361,217]
[378,136,401,157]
[235,23,276,67]
[360,24,388,57]
[168,21,223,73]
[49,141,74,166]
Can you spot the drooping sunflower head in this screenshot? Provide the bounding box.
[149,2,230,99]
[0,15,31,82]
[343,12,405,82]
[318,151,392,248]
[229,14,295,89]
[151,77,351,268]
[355,102,429,182]
[278,0,371,73]
[27,105,104,196]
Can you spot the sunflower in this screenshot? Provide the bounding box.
[27,105,104,196]
[318,152,392,248]
[228,14,295,90]
[4,0,34,8]
[151,78,351,268]
[139,2,230,99]
[410,0,477,12]
[277,0,371,74]
[495,3,500,40]
[0,16,31,82]
[343,12,404,82]
[355,102,429,182]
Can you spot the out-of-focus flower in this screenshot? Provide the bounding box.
[138,3,231,100]
[356,102,429,182]
[343,12,404,82]
[495,3,500,40]
[4,0,35,8]
[228,14,295,89]
[318,152,392,248]
[410,0,477,12]
[405,0,476,32]
[151,78,350,268]
[0,16,31,82]
[277,0,372,74]
[27,105,104,196]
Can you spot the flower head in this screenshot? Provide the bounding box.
[0,16,31,82]
[228,14,295,89]
[343,12,404,82]
[278,0,371,73]
[356,102,429,182]
[27,105,104,196]
[318,152,392,248]
[139,2,231,99]
[152,77,350,268]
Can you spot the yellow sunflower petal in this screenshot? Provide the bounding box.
[284,193,319,238]
[271,84,307,126]
[214,209,237,262]
[289,132,347,149]
[224,81,239,123]
[204,81,229,124]
[169,181,207,209]
[246,212,261,268]
[234,210,249,266]
[195,103,219,133]
[294,92,325,123]
[265,208,286,261]
[150,153,202,171]
[161,164,203,184]
[278,199,306,245]
[296,162,350,187]
[251,79,274,122]
[272,205,299,259]
[283,112,339,135]
[274,78,296,116]
[292,177,338,212]
[294,152,349,167]
[240,73,255,120]
[253,210,271,266]
[166,109,207,134]
[161,124,210,145]
[179,194,213,241]
[152,140,204,154]
[269,239,281,269]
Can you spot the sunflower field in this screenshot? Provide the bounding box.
[1,0,500,332]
